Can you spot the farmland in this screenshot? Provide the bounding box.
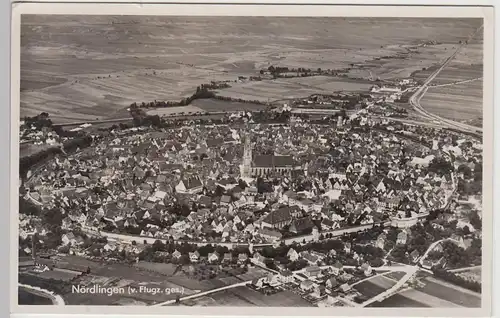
[21,16,482,123]
[369,276,481,308]
[180,286,314,307]
[215,77,372,103]
[419,80,483,122]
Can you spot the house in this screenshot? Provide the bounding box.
[257,228,283,242]
[326,277,339,290]
[265,273,280,286]
[279,270,294,283]
[360,263,372,276]
[331,261,343,275]
[344,242,352,254]
[261,207,293,229]
[300,252,319,265]
[289,217,314,234]
[451,235,467,249]
[375,233,386,249]
[175,176,203,194]
[300,280,315,292]
[208,252,220,263]
[223,253,233,263]
[251,252,266,266]
[397,231,408,245]
[409,249,420,263]
[304,266,322,278]
[287,248,299,261]
[61,232,76,246]
[312,285,326,298]
[189,251,200,263]
[252,277,265,288]
[172,250,182,260]
[237,253,249,264]
[339,283,351,293]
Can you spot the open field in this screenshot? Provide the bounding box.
[21,16,482,123]
[181,286,314,307]
[418,277,481,307]
[133,261,177,276]
[420,80,483,122]
[369,292,430,308]
[354,276,396,299]
[56,255,216,292]
[369,275,481,308]
[215,77,372,102]
[412,64,483,85]
[236,267,271,281]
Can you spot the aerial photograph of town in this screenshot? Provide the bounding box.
[17,15,484,309]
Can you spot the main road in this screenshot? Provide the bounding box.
[409,25,483,136]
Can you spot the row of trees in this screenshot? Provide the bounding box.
[19,274,73,296]
[20,135,94,178]
[432,268,481,293]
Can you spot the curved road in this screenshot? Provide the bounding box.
[409,25,483,136]
[19,283,66,306]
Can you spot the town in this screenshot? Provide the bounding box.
[17,15,484,309]
[18,74,483,307]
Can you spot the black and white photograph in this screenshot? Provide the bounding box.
[11,3,494,316]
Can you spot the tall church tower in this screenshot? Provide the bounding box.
[241,132,253,178]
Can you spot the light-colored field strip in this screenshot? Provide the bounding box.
[398,289,463,308]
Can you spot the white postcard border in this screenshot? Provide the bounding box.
[9,2,496,317]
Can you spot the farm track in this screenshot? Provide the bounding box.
[429,77,482,88]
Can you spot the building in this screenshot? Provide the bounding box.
[257,228,283,242]
[287,248,299,261]
[375,233,386,250]
[279,270,294,283]
[241,132,300,177]
[261,207,293,229]
[289,217,314,234]
[251,252,266,266]
[208,252,220,263]
[238,253,249,264]
[304,266,322,278]
[360,263,372,276]
[326,277,339,290]
[300,280,315,292]
[175,176,203,194]
[396,231,408,245]
[331,261,343,275]
[189,251,200,263]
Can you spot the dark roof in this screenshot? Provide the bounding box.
[182,176,203,190]
[262,207,292,225]
[291,217,314,232]
[253,155,296,168]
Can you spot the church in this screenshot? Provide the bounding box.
[240,133,301,177]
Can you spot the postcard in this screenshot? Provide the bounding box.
[10,2,494,316]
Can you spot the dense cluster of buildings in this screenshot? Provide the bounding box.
[20,106,481,256]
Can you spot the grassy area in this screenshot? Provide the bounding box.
[417,278,481,307]
[368,293,430,308]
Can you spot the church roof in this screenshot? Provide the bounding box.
[252,155,296,168]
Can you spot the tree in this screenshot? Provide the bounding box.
[469,211,482,230]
